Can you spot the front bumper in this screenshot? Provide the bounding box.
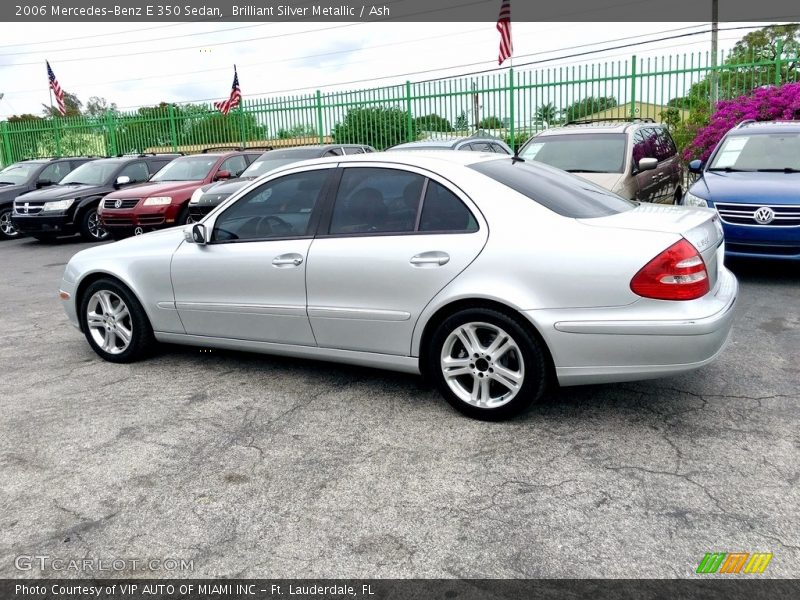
[721,224,800,260]
[526,266,739,386]
[11,213,77,235]
[99,204,181,230]
[187,203,215,220]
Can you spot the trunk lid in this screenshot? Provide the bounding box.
[579,204,724,290]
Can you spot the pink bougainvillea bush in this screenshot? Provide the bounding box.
[682,82,800,161]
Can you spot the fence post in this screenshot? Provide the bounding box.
[53,118,62,157]
[106,110,118,156]
[167,104,178,153]
[0,121,11,166]
[315,90,324,144]
[238,103,247,147]
[775,40,784,86]
[508,68,515,151]
[630,55,637,119]
[405,80,414,142]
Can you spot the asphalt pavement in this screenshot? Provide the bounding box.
[1,235,797,578]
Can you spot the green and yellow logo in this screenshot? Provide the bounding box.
[696,552,773,574]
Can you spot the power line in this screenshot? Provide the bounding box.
[141,24,767,105]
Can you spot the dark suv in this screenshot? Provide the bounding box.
[12,154,180,242]
[0,157,97,240]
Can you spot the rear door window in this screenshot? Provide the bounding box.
[419,181,478,232]
[219,155,248,177]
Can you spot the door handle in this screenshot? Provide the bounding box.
[410,251,450,266]
[272,253,304,267]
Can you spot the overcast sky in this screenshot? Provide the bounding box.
[0,20,771,118]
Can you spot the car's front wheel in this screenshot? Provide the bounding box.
[428,308,549,420]
[79,206,110,242]
[80,278,154,363]
[0,207,20,240]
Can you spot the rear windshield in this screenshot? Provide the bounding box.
[519,133,627,173]
[469,159,635,218]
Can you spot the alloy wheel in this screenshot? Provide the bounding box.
[0,210,18,237]
[87,211,108,240]
[440,321,525,409]
[86,290,133,355]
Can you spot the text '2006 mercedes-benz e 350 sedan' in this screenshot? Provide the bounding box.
[59,152,737,420]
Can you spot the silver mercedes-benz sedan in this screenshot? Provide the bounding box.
[59,151,737,420]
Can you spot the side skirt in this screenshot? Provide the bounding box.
[154,332,421,375]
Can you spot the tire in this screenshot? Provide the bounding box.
[673,187,683,206]
[79,278,155,363]
[79,205,110,242]
[427,308,549,421]
[0,207,20,240]
[177,205,192,226]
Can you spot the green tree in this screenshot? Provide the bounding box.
[414,113,454,132]
[332,106,414,150]
[41,91,82,117]
[85,96,118,117]
[277,124,316,139]
[535,102,558,124]
[454,111,469,130]
[478,115,503,129]
[563,96,617,123]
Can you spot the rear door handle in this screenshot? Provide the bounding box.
[272,253,304,267]
[410,251,450,267]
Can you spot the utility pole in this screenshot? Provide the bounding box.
[710,0,719,108]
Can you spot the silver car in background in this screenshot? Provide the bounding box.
[59,152,737,420]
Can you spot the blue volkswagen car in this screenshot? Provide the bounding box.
[684,120,800,260]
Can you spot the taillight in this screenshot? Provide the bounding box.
[630,239,709,301]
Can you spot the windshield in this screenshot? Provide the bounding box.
[709,133,800,171]
[0,163,40,185]
[59,161,118,186]
[241,157,306,178]
[150,155,218,182]
[520,133,627,173]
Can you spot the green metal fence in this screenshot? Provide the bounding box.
[1,42,797,167]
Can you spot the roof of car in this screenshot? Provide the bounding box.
[537,120,661,135]
[277,149,505,171]
[390,136,505,149]
[730,120,800,134]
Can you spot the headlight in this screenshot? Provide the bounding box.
[143,196,172,206]
[189,188,204,205]
[42,199,75,212]
[683,192,708,208]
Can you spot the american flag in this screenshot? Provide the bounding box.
[496,0,513,66]
[214,66,241,115]
[46,60,66,116]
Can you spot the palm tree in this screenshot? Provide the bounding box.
[535,102,558,125]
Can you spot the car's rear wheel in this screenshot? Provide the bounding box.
[0,207,20,240]
[79,206,110,242]
[428,308,549,420]
[673,187,683,205]
[80,278,154,363]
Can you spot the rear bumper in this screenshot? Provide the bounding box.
[526,266,739,386]
[11,213,77,235]
[60,277,81,331]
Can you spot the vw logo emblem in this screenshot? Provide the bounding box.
[114,199,122,209]
[754,207,775,225]
[134,226,144,236]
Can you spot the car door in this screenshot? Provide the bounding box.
[657,128,682,203]
[306,164,488,356]
[170,165,334,344]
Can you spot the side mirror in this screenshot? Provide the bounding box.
[688,159,704,174]
[191,223,207,245]
[637,157,658,172]
[115,175,131,188]
[36,179,53,189]
[214,170,232,181]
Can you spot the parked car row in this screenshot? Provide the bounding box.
[2,121,798,262]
